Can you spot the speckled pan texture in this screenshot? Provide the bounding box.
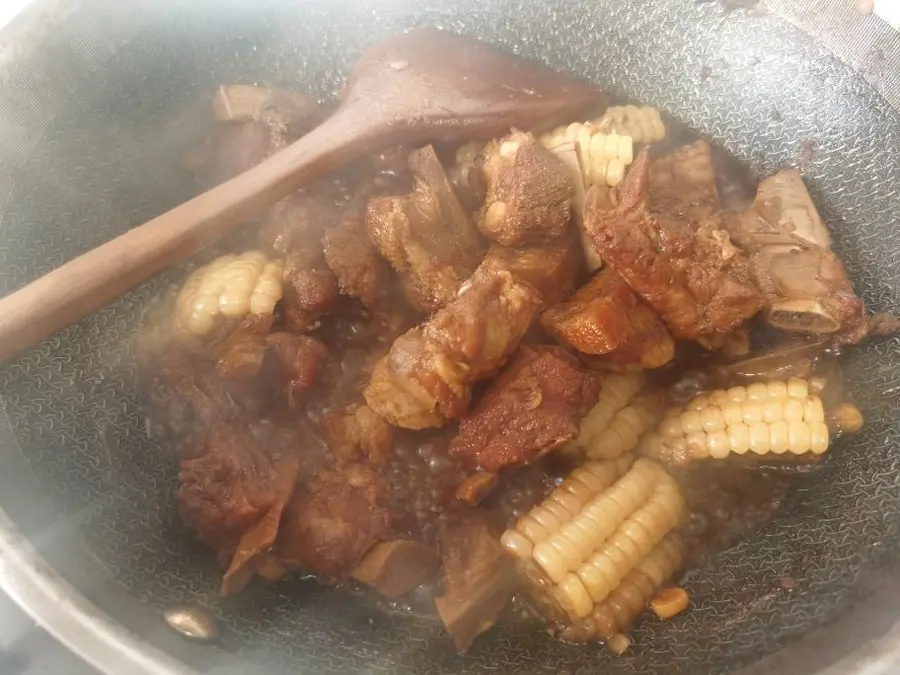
[0,1,898,674]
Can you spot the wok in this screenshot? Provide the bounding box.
[0,0,899,673]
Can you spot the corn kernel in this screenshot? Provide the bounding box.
[686,431,709,459]
[749,422,771,454]
[769,421,789,454]
[727,386,748,402]
[787,378,809,399]
[788,421,812,454]
[708,389,730,407]
[803,397,826,424]
[707,431,731,459]
[680,410,703,434]
[727,423,751,454]
[501,530,534,558]
[722,401,744,427]
[651,587,691,620]
[741,400,764,425]
[810,422,830,454]
[747,382,769,401]
[766,381,788,399]
[700,406,726,433]
[687,395,710,411]
[784,399,805,423]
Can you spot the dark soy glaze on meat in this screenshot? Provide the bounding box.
[139,82,870,652]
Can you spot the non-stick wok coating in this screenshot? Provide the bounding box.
[0,1,899,673]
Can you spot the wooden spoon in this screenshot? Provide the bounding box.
[0,28,602,363]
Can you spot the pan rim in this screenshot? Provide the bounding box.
[0,0,898,673]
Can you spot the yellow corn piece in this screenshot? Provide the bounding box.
[595,105,667,144]
[175,251,284,336]
[507,458,686,624]
[564,372,647,455]
[586,392,665,460]
[540,122,634,188]
[558,533,685,643]
[640,378,833,464]
[501,455,633,560]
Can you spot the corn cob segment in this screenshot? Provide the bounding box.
[586,391,666,460]
[595,105,667,144]
[501,455,634,560]
[558,533,685,643]
[539,122,635,188]
[506,458,686,624]
[564,372,649,456]
[175,251,284,336]
[640,378,835,465]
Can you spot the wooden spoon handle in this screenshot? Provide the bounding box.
[0,106,377,363]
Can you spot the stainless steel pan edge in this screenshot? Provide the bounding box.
[0,1,898,674]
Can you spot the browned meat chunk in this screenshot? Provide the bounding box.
[265,333,329,403]
[365,145,484,312]
[351,539,441,598]
[450,346,600,472]
[434,509,517,652]
[221,452,301,595]
[258,187,345,331]
[215,314,273,381]
[259,190,339,261]
[648,140,721,227]
[364,269,540,429]
[541,268,675,369]
[322,212,393,308]
[478,131,573,246]
[724,169,868,343]
[212,85,323,139]
[187,85,323,188]
[448,141,487,211]
[478,233,583,307]
[585,144,762,342]
[177,424,282,552]
[325,404,394,467]
[281,260,339,332]
[274,468,392,579]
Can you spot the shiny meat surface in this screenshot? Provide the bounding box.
[478,233,583,307]
[281,261,339,332]
[265,333,329,403]
[585,145,762,342]
[323,212,393,308]
[434,509,517,652]
[144,73,881,654]
[187,86,323,188]
[212,84,323,141]
[541,267,675,369]
[177,424,283,552]
[648,140,721,227]
[221,452,302,596]
[351,539,442,598]
[215,314,273,381]
[450,346,600,472]
[274,468,392,579]
[365,145,484,312]
[478,130,573,246]
[364,268,540,429]
[259,190,339,261]
[725,170,867,343]
[325,404,394,467]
